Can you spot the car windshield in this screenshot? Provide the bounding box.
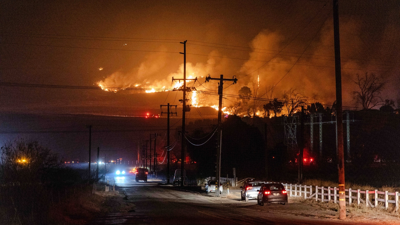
[138,168,148,173]
[267,184,284,191]
[247,181,265,187]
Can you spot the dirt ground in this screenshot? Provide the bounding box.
[223,186,400,224]
[49,189,136,225]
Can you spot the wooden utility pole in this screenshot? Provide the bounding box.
[298,106,304,184]
[149,133,152,172]
[145,140,149,169]
[205,74,237,197]
[96,147,100,181]
[333,0,346,219]
[161,103,177,184]
[88,125,92,180]
[172,40,197,187]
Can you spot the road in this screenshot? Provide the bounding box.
[90,173,399,225]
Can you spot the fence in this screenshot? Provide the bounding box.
[282,183,400,211]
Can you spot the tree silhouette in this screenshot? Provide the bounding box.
[283,88,307,116]
[238,86,252,105]
[379,99,395,113]
[353,73,385,110]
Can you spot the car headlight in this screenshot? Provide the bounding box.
[116,170,120,175]
[122,171,125,174]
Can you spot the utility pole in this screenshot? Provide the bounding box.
[150,133,160,173]
[161,103,177,184]
[172,40,197,187]
[149,134,152,173]
[87,125,92,181]
[205,74,237,197]
[96,147,100,181]
[333,0,346,219]
[145,140,149,169]
[298,106,304,184]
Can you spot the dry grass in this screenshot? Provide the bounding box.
[297,179,400,219]
[48,184,135,225]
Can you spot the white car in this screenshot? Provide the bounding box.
[205,180,223,194]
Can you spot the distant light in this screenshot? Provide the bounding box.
[98,67,103,71]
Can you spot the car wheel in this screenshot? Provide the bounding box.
[245,196,248,202]
[257,196,264,206]
[144,179,147,182]
[241,192,245,200]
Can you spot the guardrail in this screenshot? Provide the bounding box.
[282,183,400,211]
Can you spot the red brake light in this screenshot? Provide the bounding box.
[145,172,148,174]
[246,187,252,191]
[282,190,287,194]
[304,158,307,162]
[310,158,313,162]
[264,191,271,195]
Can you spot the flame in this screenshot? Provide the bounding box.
[145,88,156,93]
[211,105,231,115]
[192,91,198,107]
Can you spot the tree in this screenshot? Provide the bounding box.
[238,86,252,105]
[264,98,284,117]
[227,101,242,116]
[379,99,395,113]
[353,72,385,110]
[270,98,284,117]
[283,88,307,116]
[263,102,273,118]
[0,140,61,183]
[307,102,326,114]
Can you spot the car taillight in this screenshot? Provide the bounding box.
[145,172,148,174]
[282,190,287,194]
[264,191,271,195]
[246,187,252,191]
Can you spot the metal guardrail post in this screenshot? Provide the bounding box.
[316,186,318,201]
[375,190,378,208]
[366,190,369,207]
[357,189,360,205]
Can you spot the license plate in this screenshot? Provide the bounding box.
[273,193,280,196]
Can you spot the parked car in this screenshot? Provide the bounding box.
[135,168,148,182]
[205,180,223,194]
[240,180,267,201]
[257,183,288,205]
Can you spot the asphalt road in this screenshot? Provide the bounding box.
[90,173,395,225]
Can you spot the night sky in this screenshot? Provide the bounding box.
[0,0,399,160]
